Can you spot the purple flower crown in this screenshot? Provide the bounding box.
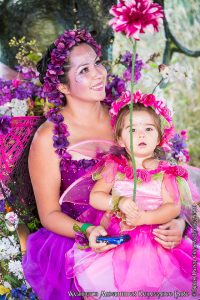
[109,90,175,150]
[43,29,101,107]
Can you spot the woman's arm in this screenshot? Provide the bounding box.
[30,123,119,252]
[29,123,84,238]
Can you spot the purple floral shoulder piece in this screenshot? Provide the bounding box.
[46,108,99,173]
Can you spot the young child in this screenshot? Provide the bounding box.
[63,91,200,300]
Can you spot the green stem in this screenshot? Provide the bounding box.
[151,77,164,94]
[129,39,137,202]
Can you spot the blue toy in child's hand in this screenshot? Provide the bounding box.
[96,234,131,245]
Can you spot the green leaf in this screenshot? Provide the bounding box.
[27,52,41,63]
[4,275,21,288]
[152,173,163,181]
[77,244,90,250]
[73,223,81,233]
[92,173,102,181]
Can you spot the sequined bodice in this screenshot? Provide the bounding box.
[60,156,98,220]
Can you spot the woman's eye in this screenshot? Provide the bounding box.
[146,127,153,131]
[130,128,136,132]
[80,67,89,74]
[95,59,102,66]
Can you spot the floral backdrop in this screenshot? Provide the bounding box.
[0,0,200,299]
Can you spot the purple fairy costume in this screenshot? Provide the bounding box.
[22,116,113,300]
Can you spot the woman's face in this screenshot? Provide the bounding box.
[66,43,107,103]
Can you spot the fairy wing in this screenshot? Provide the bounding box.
[59,140,120,206]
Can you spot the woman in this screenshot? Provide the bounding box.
[22,29,185,300]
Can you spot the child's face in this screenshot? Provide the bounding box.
[118,111,160,159]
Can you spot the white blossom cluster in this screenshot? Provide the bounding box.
[8,260,24,280]
[0,98,28,117]
[0,235,20,260]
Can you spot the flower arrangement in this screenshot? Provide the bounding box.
[0,37,43,299]
[104,50,144,105]
[0,37,46,136]
[0,200,37,299]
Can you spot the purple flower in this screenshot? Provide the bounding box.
[56,148,72,160]
[47,110,64,124]
[0,115,12,134]
[75,231,89,246]
[105,74,126,105]
[0,199,6,212]
[53,123,68,135]
[53,134,69,149]
[170,132,190,163]
[121,52,144,82]
[121,51,132,65]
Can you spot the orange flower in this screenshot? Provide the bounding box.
[5,204,12,212]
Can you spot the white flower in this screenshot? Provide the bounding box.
[176,152,187,163]
[0,103,12,116]
[0,236,20,260]
[8,260,24,280]
[10,98,28,116]
[158,64,170,80]
[5,212,19,232]
[3,281,12,289]
[159,63,193,89]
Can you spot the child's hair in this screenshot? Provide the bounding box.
[114,103,164,165]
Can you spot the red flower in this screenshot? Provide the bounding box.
[109,0,164,40]
[165,166,188,180]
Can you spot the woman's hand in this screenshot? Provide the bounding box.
[152,218,185,249]
[87,225,117,252]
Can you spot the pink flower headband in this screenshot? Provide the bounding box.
[43,29,101,106]
[109,90,175,150]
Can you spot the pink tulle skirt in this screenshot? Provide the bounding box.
[66,221,200,300]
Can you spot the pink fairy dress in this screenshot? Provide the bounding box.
[62,154,200,300]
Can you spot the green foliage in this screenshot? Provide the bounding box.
[9,36,42,67]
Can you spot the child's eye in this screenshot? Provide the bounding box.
[146,127,153,131]
[80,67,89,74]
[130,128,136,132]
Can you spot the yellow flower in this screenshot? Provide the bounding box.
[0,285,10,295]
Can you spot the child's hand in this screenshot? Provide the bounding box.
[126,210,146,226]
[118,197,139,216]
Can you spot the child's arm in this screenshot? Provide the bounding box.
[90,169,137,213]
[89,175,114,211]
[126,181,181,226]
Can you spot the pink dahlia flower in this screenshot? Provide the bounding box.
[109,0,164,40]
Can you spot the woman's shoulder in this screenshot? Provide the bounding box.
[30,120,54,153]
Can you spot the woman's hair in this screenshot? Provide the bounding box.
[114,103,164,164]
